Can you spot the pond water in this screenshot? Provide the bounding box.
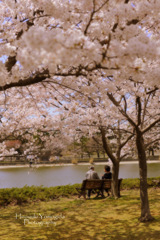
[0,162,160,188]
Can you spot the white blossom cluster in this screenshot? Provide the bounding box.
[0,0,159,156]
[0,0,160,86]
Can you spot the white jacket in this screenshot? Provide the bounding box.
[86,169,100,180]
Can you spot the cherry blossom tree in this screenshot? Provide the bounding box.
[0,87,70,159]
[0,0,160,221]
[107,84,159,221]
[57,75,159,221]
[59,99,134,198]
[0,0,160,90]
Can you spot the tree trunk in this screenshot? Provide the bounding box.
[112,160,120,198]
[100,127,120,198]
[136,130,154,222]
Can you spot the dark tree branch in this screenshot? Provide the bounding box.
[46,79,98,106]
[100,127,117,164]
[127,19,139,26]
[136,96,142,126]
[123,95,127,113]
[95,0,109,13]
[15,14,50,40]
[120,153,129,161]
[145,138,160,149]
[1,61,119,91]
[84,0,96,35]
[107,92,137,127]
[92,136,101,146]
[141,92,151,128]
[0,69,50,91]
[5,55,17,72]
[112,23,118,32]
[120,133,134,150]
[84,0,109,35]
[16,29,23,40]
[142,118,160,135]
[146,87,158,95]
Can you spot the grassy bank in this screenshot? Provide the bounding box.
[0,177,160,206]
[0,187,160,240]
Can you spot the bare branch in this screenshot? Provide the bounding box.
[146,87,158,95]
[120,133,134,150]
[107,92,137,127]
[92,136,101,145]
[95,0,109,13]
[141,91,152,128]
[84,0,109,35]
[120,153,129,161]
[145,138,160,149]
[46,79,98,106]
[142,118,160,135]
[26,86,44,114]
[84,0,96,35]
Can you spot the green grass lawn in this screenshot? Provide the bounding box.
[0,188,160,240]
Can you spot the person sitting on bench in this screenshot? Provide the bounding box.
[86,166,100,198]
[102,165,112,196]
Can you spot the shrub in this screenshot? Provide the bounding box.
[0,177,160,206]
[0,184,81,206]
[121,178,140,189]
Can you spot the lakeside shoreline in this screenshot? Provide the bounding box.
[0,160,159,169]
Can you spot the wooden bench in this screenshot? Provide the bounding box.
[76,179,122,199]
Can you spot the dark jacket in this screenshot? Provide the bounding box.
[102,172,112,180]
